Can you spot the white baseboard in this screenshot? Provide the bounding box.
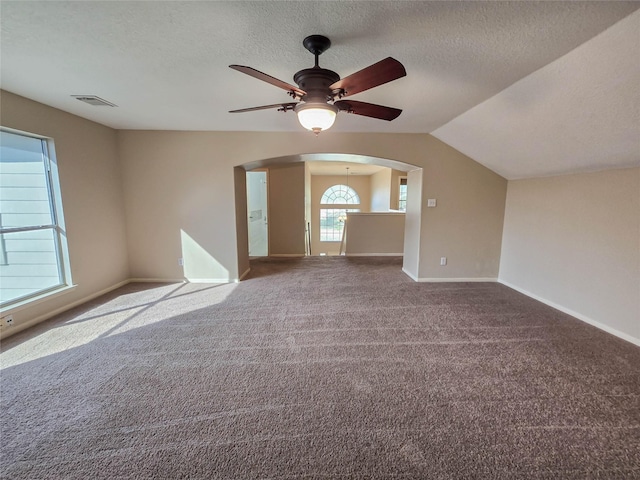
[499,280,640,347]
[0,279,130,340]
[129,278,186,283]
[184,278,230,284]
[401,268,497,283]
[269,254,305,258]
[131,277,239,284]
[346,253,404,257]
[416,277,498,283]
[402,268,419,281]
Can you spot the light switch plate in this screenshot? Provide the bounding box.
[427,199,437,207]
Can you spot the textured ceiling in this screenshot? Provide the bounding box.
[432,9,640,179]
[1,1,639,179]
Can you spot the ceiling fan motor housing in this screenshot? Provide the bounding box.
[294,68,340,103]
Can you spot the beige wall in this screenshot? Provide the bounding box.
[118,131,242,282]
[0,91,129,336]
[117,130,505,280]
[370,169,392,211]
[310,174,372,256]
[268,163,306,256]
[418,136,507,279]
[499,168,640,343]
[345,213,405,255]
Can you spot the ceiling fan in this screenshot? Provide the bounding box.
[229,35,407,135]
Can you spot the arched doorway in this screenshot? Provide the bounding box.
[234,153,423,280]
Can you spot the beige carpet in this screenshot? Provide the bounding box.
[1,257,639,479]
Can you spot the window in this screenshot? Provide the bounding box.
[321,184,360,205]
[398,177,408,211]
[320,184,360,242]
[0,129,71,307]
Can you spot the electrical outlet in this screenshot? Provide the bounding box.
[178,257,184,266]
[440,257,447,266]
[1,315,14,328]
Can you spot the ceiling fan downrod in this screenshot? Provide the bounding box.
[302,35,332,68]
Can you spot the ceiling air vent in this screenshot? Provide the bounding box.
[71,95,117,107]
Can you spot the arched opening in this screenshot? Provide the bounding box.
[234,153,423,281]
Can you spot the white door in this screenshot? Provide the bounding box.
[246,171,268,257]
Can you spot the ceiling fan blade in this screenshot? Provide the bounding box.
[229,65,306,98]
[330,57,406,97]
[334,100,402,121]
[229,102,297,113]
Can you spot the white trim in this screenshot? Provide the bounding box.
[0,279,129,340]
[269,254,305,258]
[499,280,640,347]
[400,270,497,283]
[129,278,186,283]
[1,284,78,314]
[184,279,229,284]
[346,253,404,257]
[414,277,498,283]
[402,267,419,281]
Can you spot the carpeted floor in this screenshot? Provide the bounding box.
[1,256,639,479]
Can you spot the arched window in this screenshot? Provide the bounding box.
[320,185,360,242]
[320,185,360,205]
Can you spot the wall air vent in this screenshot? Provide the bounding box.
[71,95,117,107]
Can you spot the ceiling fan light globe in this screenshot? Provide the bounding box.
[295,103,338,133]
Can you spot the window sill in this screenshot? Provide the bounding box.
[0,284,78,315]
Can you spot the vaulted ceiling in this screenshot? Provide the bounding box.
[1,1,639,179]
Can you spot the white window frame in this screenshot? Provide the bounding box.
[398,176,408,212]
[319,184,360,242]
[0,127,73,309]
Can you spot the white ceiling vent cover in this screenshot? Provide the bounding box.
[71,95,117,107]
